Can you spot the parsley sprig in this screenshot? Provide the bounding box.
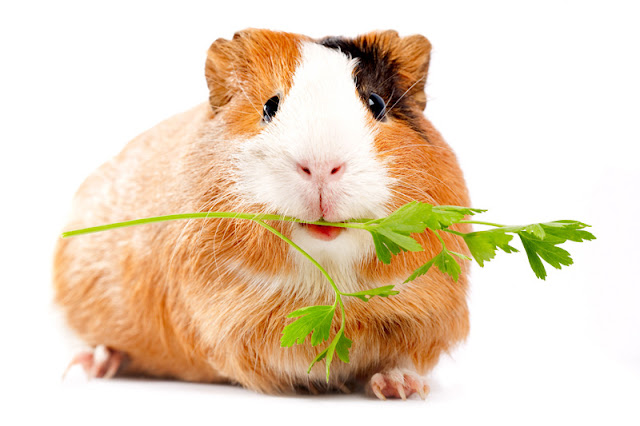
[62,202,594,381]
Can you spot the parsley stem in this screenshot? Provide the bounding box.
[252,220,342,297]
[442,229,464,236]
[255,219,348,382]
[459,220,506,228]
[432,229,447,250]
[63,211,348,321]
[338,296,346,328]
[61,212,367,238]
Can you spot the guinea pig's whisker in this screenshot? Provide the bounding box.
[375,143,457,161]
[382,75,427,120]
[375,143,432,157]
[408,171,459,200]
[210,104,259,117]
[387,187,431,205]
[209,102,246,113]
[387,167,441,185]
[387,180,437,205]
[379,73,399,87]
[384,88,396,111]
[231,66,262,117]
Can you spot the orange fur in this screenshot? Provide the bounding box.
[53,29,471,394]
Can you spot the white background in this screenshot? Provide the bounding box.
[2,0,639,424]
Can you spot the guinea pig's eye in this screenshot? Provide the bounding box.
[262,95,280,123]
[368,93,386,121]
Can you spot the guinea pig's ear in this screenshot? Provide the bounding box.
[205,29,299,112]
[395,34,432,111]
[205,29,261,111]
[205,36,237,111]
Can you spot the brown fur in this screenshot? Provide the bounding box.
[53,29,471,394]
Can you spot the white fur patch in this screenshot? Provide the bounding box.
[233,42,393,288]
[227,255,401,302]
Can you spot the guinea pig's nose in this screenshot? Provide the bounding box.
[297,161,346,182]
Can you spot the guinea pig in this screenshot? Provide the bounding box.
[54,28,471,400]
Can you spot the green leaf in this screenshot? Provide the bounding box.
[429,205,487,229]
[371,232,403,264]
[449,251,472,261]
[519,234,549,280]
[463,229,518,267]
[323,330,352,382]
[404,248,462,283]
[500,243,520,253]
[368,224,423,265]
[375,228,424,252]
[371,232,391,264]
[404,255,437,283]
[364,201,445,264]
[540,221,596,242]
[364,202,486,265]
[477,220,596,280]
[518,231,574,280]
[434,249,462,282]
[498,220,594,241]
[305,330,352,381]
[281,305,335,347]
[373,201,432,234]
[334,332,352,364]
[306,347,329,374]
[523,223,546,239]
[342,285,400,302]
[462,220,595,279]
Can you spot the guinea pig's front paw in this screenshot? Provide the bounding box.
[367,369,430,401]
[63,344,125,380]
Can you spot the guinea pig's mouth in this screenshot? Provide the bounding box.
[299,222,345,241]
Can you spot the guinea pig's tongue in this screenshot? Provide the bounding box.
[302,224,344,241]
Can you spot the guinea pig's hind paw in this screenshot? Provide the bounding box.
[63,345,125,380]
[368,369,430,401]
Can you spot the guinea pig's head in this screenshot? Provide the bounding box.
[203,29,468,280]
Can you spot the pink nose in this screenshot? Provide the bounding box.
[297,162,346,182]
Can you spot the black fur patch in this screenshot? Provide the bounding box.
[319,36,428,141]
